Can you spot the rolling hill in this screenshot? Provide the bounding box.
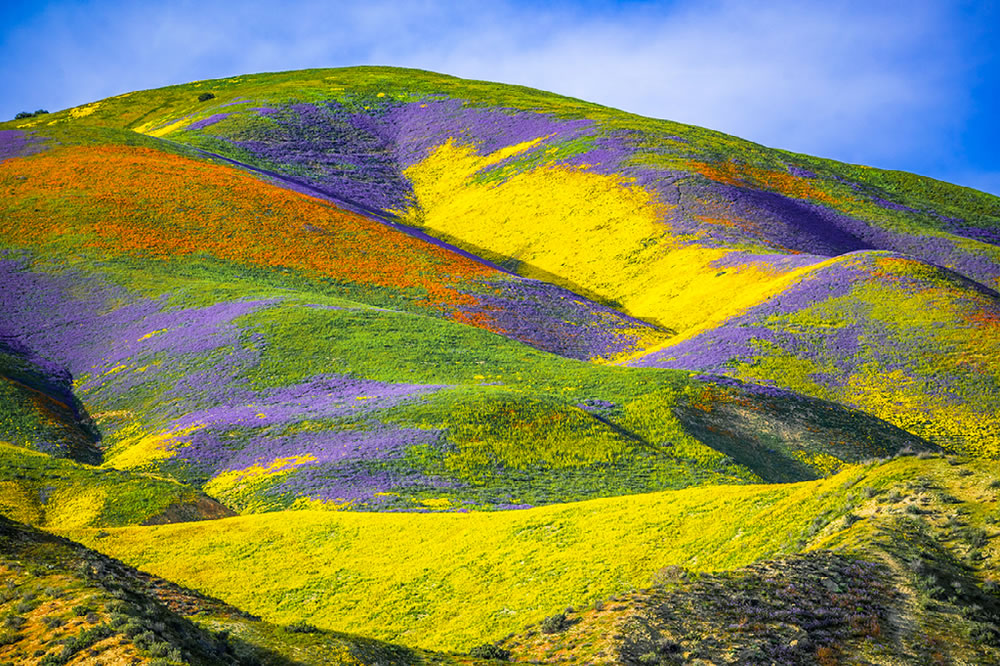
[1,66,998,663]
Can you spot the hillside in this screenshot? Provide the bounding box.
[1,65,998,663]
[0,514,469,665]
[62,455,1000,660]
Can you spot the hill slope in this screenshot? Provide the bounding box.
[8,66,996,457]
[1,65,999,665]
[0,514,468,665]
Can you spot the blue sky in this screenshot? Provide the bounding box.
[1,0,997,195]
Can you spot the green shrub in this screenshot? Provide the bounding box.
[284,621,320,633]
[198,92,215,102]
[651,564,688,587]
[469,643,512,660]
[41,616,64,629]
[133,629,156,650]
[147,640,171,657]
[964,527,989,549]
[2,616,25,629]
[12,109,48,120]
[540,612,571,634]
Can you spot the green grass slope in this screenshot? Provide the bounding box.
[62,454,1000,653]
[0,441,231,529]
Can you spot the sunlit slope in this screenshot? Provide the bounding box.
[0,133,665,363]
[631,251,1000,458]
[0,515,466,666]
[2,70,995,472]
[63,455,993,652]
[0,68,979,508]
[17,65,995,319]
[10,66,995,460]
[0,440,231,528]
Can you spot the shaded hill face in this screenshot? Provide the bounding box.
[0,338,100,465]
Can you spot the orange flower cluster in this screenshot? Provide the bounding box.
[688,160,839,206]
[0,145,494,309]
[449,309,507,335]
[969,310,1000,327]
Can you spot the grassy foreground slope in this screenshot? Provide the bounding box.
[0,515,471,665]
[64,454,1000,653]
[503,453,1000,664]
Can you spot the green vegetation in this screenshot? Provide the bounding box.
[0,515,466,665]
[1,65,998,664]
[0,441,215,528]
[62,457,963,651]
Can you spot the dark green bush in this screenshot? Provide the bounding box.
[133,629,156,650]
[198,92,215,102]
[469,643,512,660]
[2,616,25,629]
[41,616,64,629]
[651,564,688,587]
[12,109,48,120]
[842,512,862,527]
[964,527,989,548]
[540,612,570,634]
[284,621,321,633]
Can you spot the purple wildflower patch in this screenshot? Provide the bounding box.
[185,113,232,131]
[457,277,665,360]
[0,130,45,162]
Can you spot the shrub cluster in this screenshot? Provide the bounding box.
[284,620,321,633]
[13,109,48,120]
[469,643,512,660]
[540,612,572,634]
